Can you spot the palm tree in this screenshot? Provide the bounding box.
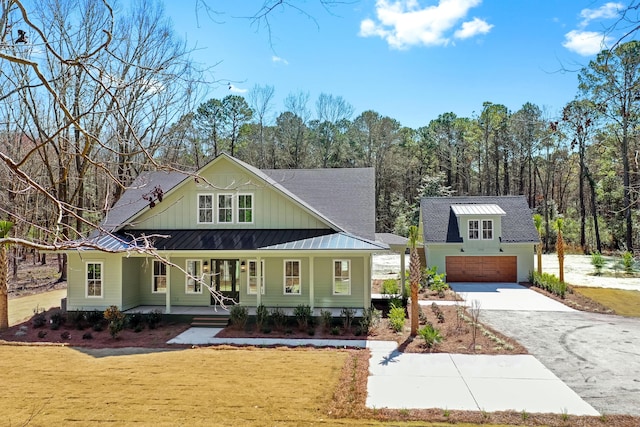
[0,220,13,330]
[555,217,565,283]
[408,225,421,337]
[533,214,543,275]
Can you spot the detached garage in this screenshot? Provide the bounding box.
[420,196,538,283]
[445,256,517,282]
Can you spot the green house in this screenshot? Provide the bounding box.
[65,153,387,315]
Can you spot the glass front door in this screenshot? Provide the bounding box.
[211,259,239,304]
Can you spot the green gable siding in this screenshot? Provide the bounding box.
[127,156,330,231]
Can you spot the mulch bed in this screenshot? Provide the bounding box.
[0,308,191,349]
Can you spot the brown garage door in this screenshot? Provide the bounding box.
[445,256,517,282]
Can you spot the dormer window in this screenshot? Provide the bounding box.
[469,220,479,240]
[483,219,493,239]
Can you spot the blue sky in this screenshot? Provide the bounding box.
[163,1,632,129]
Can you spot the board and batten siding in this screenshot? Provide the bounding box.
[66,252,123,311]
[126,157,330,231]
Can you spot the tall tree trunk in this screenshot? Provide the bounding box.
[0,244,8,329]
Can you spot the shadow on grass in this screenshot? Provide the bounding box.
[70,346,188,358]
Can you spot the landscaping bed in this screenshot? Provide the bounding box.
[0,307,191,349]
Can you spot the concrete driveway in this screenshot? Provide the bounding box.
[449,282,575,311]
[480,309,640,416]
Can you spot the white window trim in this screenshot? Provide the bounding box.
[185,259,203,294]
[152,260,167,294]
[482,219,494,240]
[468,220,480,240]
[197,193,214,224]
[237,193,254,224]
[85,261,104,298]
[247,259,265,295]
[217,193,234,224]
[332,259,351,296]
[283,259,301,295]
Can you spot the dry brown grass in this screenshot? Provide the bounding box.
[0,345,350,426]
[572,287,640,317]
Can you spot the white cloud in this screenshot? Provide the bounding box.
[579,2,623,27]
[454,17,493,39]
[359,0,489,49]
[562,30,612,56]
[228,84,247,94]
[272,55,289,65]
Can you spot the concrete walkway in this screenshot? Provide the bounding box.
[366,341,598,415]
[167,327,599,416]
[167,327,367,348]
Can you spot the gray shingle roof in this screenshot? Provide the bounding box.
[102,171,189,231]
[421,196,539,243]
[101,154,376,239]
[263,168,376,240]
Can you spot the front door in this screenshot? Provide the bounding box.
[211,259,239,304]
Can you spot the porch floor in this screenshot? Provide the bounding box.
[124,305,363,317]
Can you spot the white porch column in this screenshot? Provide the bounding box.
[400,251,406,294]
[165,257,171,314]
[309,256,315,310]
[256,255,262,307]
[365,255,370,306]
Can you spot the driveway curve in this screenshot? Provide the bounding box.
[480,309,640,416]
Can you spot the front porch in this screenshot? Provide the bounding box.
[124,305,365,317]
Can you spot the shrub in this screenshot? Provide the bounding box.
[82,332,93,340]
[531,271,567,299]
[388,306,406,332]
[60,331,71,340]
[230,305,249,330]
[146,310,162,329]
[127,312,145,330]
[591,252,605,275]
[430,302,445,323]
[320,309,333,332]
[86,310,105,328]
[32,311,47,328]
[621,251,635,274]
[270,307,286,331]
[389,297,403,310]
[49,309,66,329]
[68,311,87,330]
[92,322,104,332]
[359,307,381,335]
[255,304,269,331]
[104,306,125,339]
[429,278,449,298]
[37,330,47,339]
[293,304,312,331]
[381,278,400,295]
[330,326,340,335]
[418,324,443,350]
[340,307,356,332]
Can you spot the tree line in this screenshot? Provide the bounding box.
[0,0,638,277]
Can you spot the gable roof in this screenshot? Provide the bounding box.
[421,196,539,244]
[263,168,375,240]
[101,153,375,239]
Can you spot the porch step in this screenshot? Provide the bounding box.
[191,316,229,328]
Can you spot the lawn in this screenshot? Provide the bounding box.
[573,287,640,317]
[0,345,352,426]
[0,344,584,427]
